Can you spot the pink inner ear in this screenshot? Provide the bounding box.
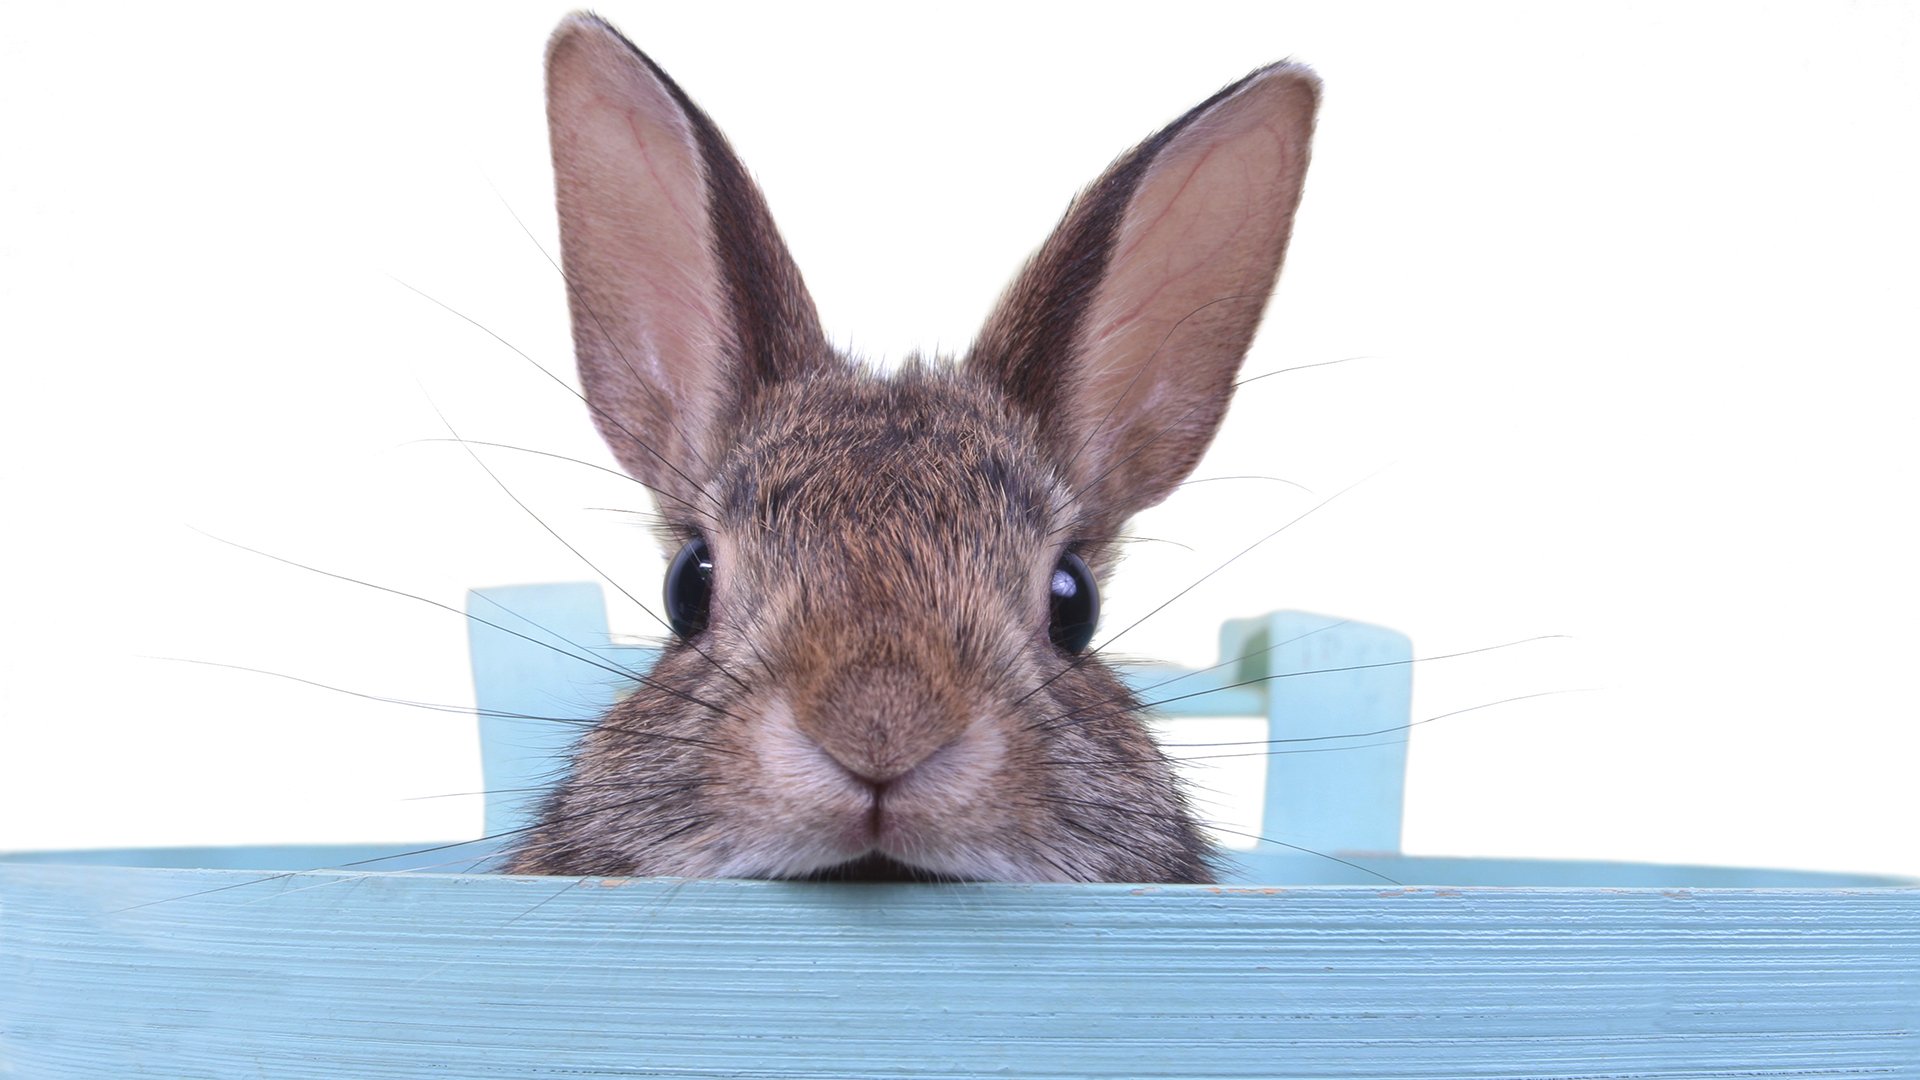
[1070,73,1316,497]
[548,26,726,424]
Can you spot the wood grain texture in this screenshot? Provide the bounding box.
[4,867,1917,1078]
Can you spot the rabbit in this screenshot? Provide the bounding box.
[504,13,1319,884]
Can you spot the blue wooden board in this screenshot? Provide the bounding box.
[4,866,1917,1078]
[4,583,1916,1078]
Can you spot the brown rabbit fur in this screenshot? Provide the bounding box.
[506,14,1319,883]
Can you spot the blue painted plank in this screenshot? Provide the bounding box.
[1120,662,1269,716]
[1219,612,1413,855]
[4,865,1916,1078]
[464,584,658,841]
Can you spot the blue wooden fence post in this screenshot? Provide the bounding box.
[466,583,652,842]
[1219,612,1413,855]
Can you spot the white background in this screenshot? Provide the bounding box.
[2,2,1915,878]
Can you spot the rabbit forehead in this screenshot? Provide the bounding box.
[715,366,1074,567]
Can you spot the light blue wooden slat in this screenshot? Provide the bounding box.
[1120,662,1269,716]
[4,865,1916,1079]
[464,583,658,842]
[1218,611,1413,855]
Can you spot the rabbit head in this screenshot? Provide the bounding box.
[506,14,1318,883]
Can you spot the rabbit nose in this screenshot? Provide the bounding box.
[793,666,970,786]
[814,739,934,789]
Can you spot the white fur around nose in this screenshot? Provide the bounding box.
[755,697,865,801]
[715,697,870,878]
[732,696,1054,881]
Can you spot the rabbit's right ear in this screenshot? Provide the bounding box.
[546,14,832,509]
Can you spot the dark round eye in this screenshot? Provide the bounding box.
[664,537,714,639]
[1048,551,1099,654]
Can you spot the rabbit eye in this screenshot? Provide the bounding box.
[1048,551,1099,654]
[664,537,714,639]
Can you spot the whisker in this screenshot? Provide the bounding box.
[187,531,750,724]
[1010,825,1087,881]
[190,530,636,682]
[113,785,712,914]
[231,850,529,908]
[402,777,727,802]
[408,437,652,489]
[1040,689,1593,767]
[1060,292,1274,481]
[1076,354,1367,506]
[1176,473,1314,496]
[1012,471,1385,712]
[1112,534,1196,552]
[390,275,720,515]
[484,183,723,486]
[150,655,743,752]
[1037,793,1401,885]
[1029,619,1350,733]
[1054,816,1186,883]
[1164,687,1590,748]
[1041,633,1563,733]
[1095,469,1386,656]
[110,836,520,915]
[1135,636,1568,718]
[469,586,649,670]
[1133,618,1348,696]
[423,399,753,693]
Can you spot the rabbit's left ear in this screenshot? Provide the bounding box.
[968,64,1319,535]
